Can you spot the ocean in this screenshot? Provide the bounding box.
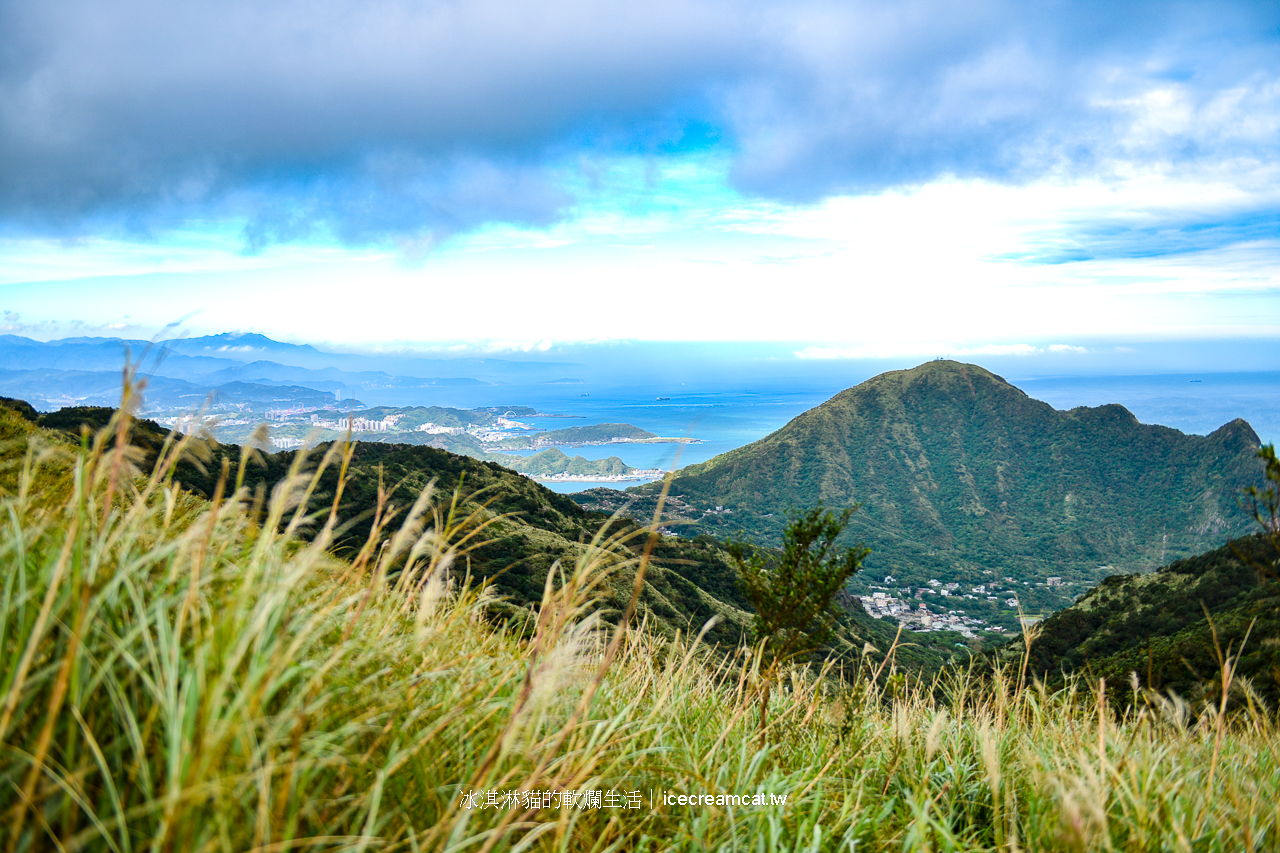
[359,371,1280,493]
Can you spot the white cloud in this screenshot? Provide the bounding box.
[1,156,1277,349]
[956,344,1042,357]
[794,342,1097,360]
[477,339,561,353]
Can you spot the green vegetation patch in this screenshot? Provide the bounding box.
[2,398,1278,852]
[1009,533,1280,709]
[615,360,1266,611]
[501,447,635,477]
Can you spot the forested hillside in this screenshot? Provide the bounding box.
[0,397,965,670]
[1007,531,1280,708]
[501,447,635,477]
[603,360,1265,610]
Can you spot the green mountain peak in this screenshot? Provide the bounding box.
[616,361,1266,614]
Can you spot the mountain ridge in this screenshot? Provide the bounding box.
[608,360,1265,612]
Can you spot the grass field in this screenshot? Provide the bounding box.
[1,404,1276,852]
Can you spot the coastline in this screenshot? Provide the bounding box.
[526,469,665,483]
[512,436,701,449]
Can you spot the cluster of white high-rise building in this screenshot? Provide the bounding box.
[309,414,400,432]
[160,414,252,434]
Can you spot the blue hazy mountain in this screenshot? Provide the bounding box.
[156,332,585,380]
[0,333,586,410]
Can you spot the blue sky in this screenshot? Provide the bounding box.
[0,0,1277,363]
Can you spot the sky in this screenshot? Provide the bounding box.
[0,0,1278,366]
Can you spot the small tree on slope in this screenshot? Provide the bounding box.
[1239,443,1280,582]
[728,505,869,746]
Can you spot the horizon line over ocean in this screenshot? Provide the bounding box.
[473,370,1280,493]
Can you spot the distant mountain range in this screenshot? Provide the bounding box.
[0,332,586,410]
[585,360,1266,610]
[0,366,362,412]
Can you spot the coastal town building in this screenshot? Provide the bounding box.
[857,590,996,637]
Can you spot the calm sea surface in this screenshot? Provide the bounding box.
[1014,372,1280,445]
[361,372,1280,493]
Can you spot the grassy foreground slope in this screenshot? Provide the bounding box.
[619,360,1264,608]
[3,403,1280,852]
[3,399,752,645]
